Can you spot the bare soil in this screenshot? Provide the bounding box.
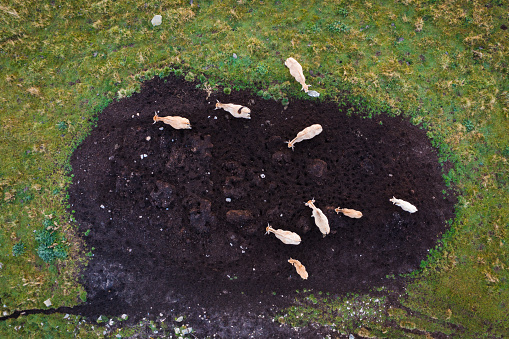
[68,74,456,337]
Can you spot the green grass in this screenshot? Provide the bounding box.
[1,0,508,337]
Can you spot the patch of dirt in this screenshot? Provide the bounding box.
[68,74,456,337]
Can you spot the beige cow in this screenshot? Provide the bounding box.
[288,258,309,279]
[335,207,363,219]
[215,100,251,119]
[153,111,191,129]
[390,196,418,213]
[284,57,310,93]
[286,124,323,150]
[265,224,301,245]
[305,199,330,237]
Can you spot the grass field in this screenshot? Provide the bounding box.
[1,0,508,337]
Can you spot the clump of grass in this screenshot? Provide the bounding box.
[174,69,184,77]
[462,119,475,132]
[35,219,68,263]
[184,72,196,82]
[327,21,350,34]
[12,241,26,257]
[255,64,268,76]
[56,121,68,131]
[304,22,322,34]
[337,7,349,17]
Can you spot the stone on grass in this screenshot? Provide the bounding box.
[151,15,162,26]
[43,299,52,307]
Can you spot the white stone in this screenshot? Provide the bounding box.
[151,15,162,26]
[43,299,52,307]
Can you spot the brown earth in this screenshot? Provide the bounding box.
[68,74,456,337]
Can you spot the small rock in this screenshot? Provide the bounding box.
[176,316,183,322]
[233,53,237,59]
[151,15,162,26]
[44,299,52,307]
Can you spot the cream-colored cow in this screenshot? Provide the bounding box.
[335,207,363,219]
[284,57,310,93]
[265,224,301,245]
[288,258,308,279]
[390,196,418,213]
[305,199,330,237]
[286,124,323,150]
[153,111,191,129]
[215,100,251,119]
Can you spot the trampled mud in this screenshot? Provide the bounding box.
[68,74,455,337]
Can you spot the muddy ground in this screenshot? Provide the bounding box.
[68,74,456,337]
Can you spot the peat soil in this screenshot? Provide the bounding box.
[68,74,456,337]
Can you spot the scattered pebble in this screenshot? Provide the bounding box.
[146,136,151,141]
[226,198,232,202]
